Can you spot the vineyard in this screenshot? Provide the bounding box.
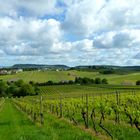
[1,71,140,139]
[0,0,140,139]
[0,99,97,140]
[39,84,140,98]
[39,85,116,98]
[12,87,140,140]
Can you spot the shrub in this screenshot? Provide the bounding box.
[136,80,140,85]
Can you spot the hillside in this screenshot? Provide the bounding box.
[0,70,140,84]
[12,64,70,70]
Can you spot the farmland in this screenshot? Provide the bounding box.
[0,0,140,139]
[0,99,97,140]
[39,84,140,99]
[0,70,140,84]
[0,70,140,140]
[13,89,140,140]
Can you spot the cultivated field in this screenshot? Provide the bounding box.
[1,70,140,139]
[0,99,96,140]
[0,70,140,84]
[13,86,140,140]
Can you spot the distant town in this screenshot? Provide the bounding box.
[0,69,23,75]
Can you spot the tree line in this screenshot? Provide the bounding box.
[0,80,39,97]
[36,77,108,86]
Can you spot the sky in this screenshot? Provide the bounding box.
[0,0,140,66]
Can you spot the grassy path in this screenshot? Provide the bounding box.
[0,100,97,140]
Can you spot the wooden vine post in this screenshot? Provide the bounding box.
[60,96,63,118]
[86,94,89,128]
[33,99,37,123]
[132,89,135,95]
[31,99,34,120]
[82,94,84,103]
[40,96,44,125]
[116,91,120,123]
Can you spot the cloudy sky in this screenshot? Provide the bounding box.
[0,0,140,66]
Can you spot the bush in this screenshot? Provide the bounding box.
[46,80,54,85]
[6,84,20,97]
[15,80,24,87]
[136,80,140,85]
[19,84,36,97]
[0,81,8,97]
[100,70,115,74]
[68,80,74,84]
[36,77,108,86]
[102,78,108,84]
[2,80,39,97]
[95,78,102,84]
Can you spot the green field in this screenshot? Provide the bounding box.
[1,70,140,140]
[14,89,140,140]
[0,99,97,140]
[39,84,140,99]
[0,70,140,84]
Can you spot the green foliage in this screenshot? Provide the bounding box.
[75,77,107,85]
[15,79,24,87]
[46,80,54,85]
[100,69,115,74]
[95,78,101,84]
[15,91,140,140]
[19,84,36,97]
[136,80,140,85]
[0,80,39,97]
[0,100,96,140]
[6,84,20,97]
[102,78,108,84]
[0,81,8,97]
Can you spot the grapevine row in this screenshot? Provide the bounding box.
[12,91,140,139]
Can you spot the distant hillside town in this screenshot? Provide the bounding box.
[0,69,23,75]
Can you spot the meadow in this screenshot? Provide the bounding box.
[0,70,140,84]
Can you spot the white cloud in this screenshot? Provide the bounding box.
[73,39,94,52]
[93,29,140,49]
[18,0,61,16]
[0,17,62,56]
[0,0,140,66]
[63,0,107,37]
[63,0,140,38]
[0,0,62,17]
